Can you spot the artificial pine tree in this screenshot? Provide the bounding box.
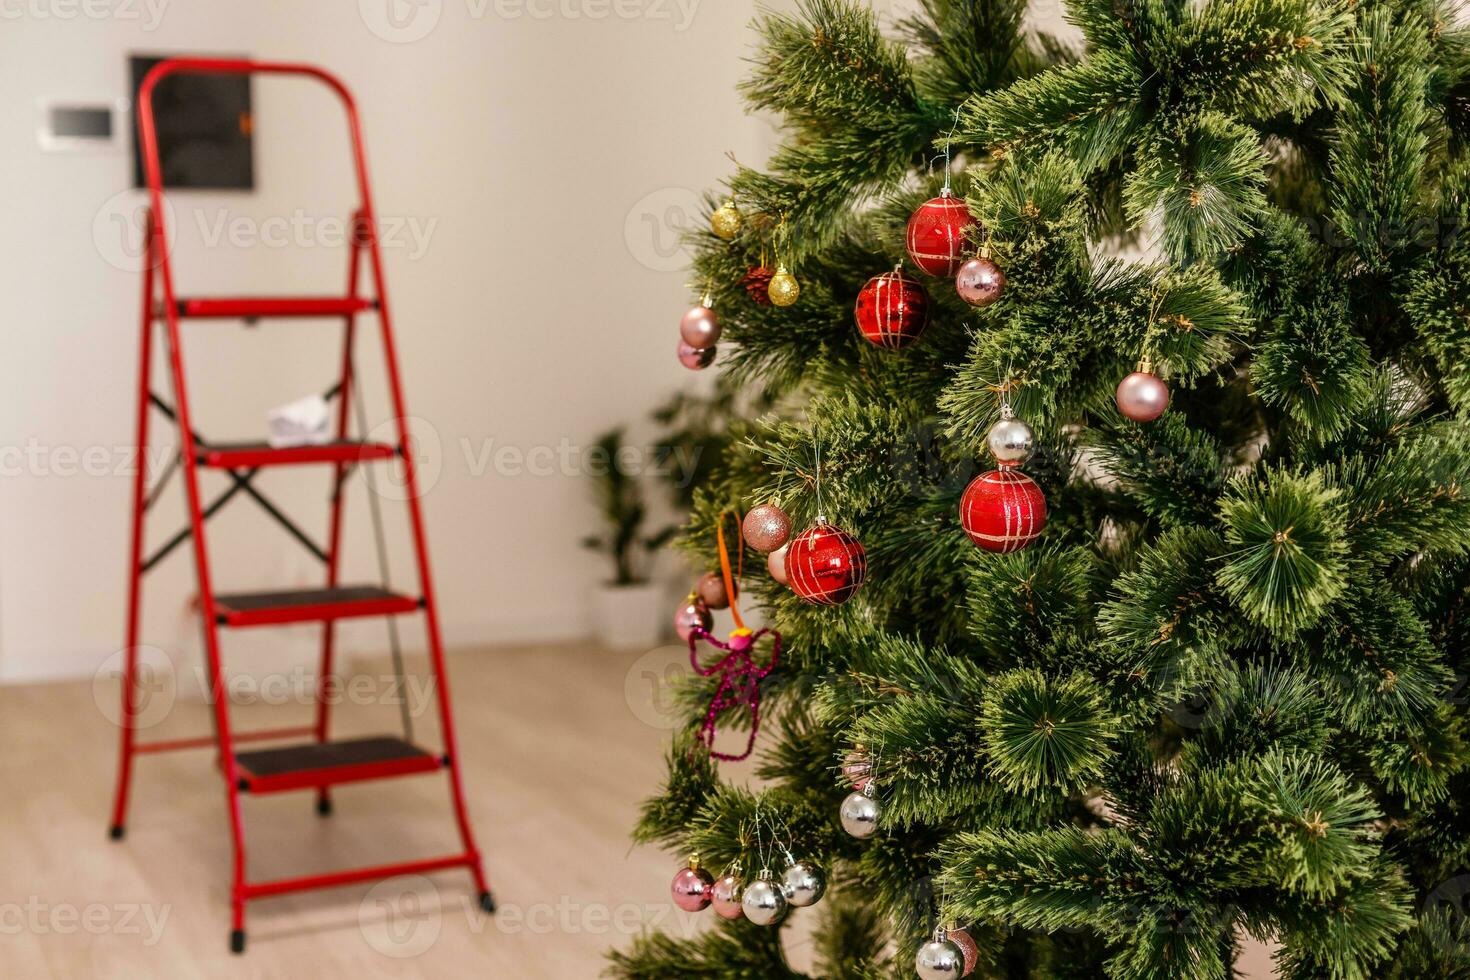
[612,1,1470,976]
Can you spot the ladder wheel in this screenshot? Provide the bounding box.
[230,929,246,954]
[109,824,125,841]
[479,891,496,915]
[316,797,333,817]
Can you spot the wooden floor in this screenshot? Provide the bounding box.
[0,640,732,978]
[0,640,1274,978]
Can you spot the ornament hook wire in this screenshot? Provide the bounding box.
[942,106,961,195]
[999,359,1016,418]
[753,800,774,872]
[813,423,827,525]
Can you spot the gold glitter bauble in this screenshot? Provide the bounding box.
[768,265,800,307]
[710,201,742,240]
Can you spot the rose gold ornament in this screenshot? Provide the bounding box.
[677,339,716,370]
[674,596,713,642]
[679,298,721,348]
[670,856,714,912]
[956,253,1005,307]
[697,571,734,610]
[767,543,790,585]
[842,749,872,791]
[1116,360,1170,422]
[711,873,745,920]
[742,503,792,552]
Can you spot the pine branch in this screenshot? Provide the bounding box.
[954,50,1147,171]
[1124,113,1271,263]
[1327,5,1437,273]
[1216,467,1349,637]
[606,917,803,979]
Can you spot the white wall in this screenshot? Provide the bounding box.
[0,0,783,683]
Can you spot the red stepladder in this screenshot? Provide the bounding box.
[108,58,493,954]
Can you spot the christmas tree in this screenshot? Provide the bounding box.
[612,1,1470,977]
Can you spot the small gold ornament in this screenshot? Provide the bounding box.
[768,264,800,306]
[710,199,742,240]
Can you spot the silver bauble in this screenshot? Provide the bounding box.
[915,938,965,979]
[741,870,787,926]
[840,786,881,839]
[781,860,827,908]
[986,415,1034,464]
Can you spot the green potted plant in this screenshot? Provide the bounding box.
[583,428,676,648]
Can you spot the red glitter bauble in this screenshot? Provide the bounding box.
[905,191,975,277]
[949,928,980,977]
[786,522,867,605]
[959,468,1047,553]
[855,269,931,349]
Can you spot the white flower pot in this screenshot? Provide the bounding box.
[591,582,664,650]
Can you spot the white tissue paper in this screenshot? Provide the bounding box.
[267,394,333,448]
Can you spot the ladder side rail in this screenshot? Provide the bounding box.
[313,216,367,814]
[136,65,251,939]
[108,216,159,839]
[353,126,488,892]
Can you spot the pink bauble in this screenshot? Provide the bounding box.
[959,468,1047,553]
[786,523,867,605]
[955,256,1005,307]
[768,543,790,586]
[842,750,872,791]
[742,503,792,552]
[1115,370,1170,422]
[674,599,713,642]
[711,874,745,919]
[679,304,722,348]
[697,571,734,610]
[671,865,715,912]
[677,340,716,370]
[949,928,980,977]
[905,191,975,277]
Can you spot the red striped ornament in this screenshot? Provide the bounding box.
[959,466,1047,553]
[855,269,931,349]
[905,190,975,277]
[786,522,867,605]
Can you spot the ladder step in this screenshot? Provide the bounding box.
[164,297,376,319]
[214,585,420,627]
[235,737,441,794]
[197,439,396,468]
